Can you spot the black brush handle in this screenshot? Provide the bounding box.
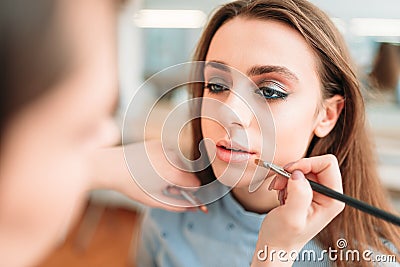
[308,179,400,226]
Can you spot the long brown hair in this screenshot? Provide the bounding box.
[189,0,400,265]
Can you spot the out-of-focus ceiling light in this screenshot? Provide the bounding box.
[134,9,207,28]
[351,18,400,36]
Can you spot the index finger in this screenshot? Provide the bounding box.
[284,154,343,194]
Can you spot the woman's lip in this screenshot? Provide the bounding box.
[216,140,256,154]
[216,145,256,163]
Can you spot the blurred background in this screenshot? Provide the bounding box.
[39,0,400,266]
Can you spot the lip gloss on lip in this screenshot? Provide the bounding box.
[216,146,254,163]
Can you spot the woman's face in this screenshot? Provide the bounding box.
[201,18,323,188]
[0,0,118,262]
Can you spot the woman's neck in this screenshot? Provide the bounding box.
[231,176,280,214]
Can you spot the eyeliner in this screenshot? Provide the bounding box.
[255,159,400,227]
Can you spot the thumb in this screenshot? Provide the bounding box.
[283,170,313,223]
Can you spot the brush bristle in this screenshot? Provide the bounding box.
[254,158,270,168]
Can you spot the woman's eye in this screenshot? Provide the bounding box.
[204,82,230,94]
[257,82,288,100]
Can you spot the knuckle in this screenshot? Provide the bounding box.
[326,154,338,165]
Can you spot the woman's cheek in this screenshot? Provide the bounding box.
[272,116,314,165]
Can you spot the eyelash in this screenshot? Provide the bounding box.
[204,81,288,101]
[203,82,230,94]
[256,81,288,101]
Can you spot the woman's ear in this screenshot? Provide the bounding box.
[314,95,344,138]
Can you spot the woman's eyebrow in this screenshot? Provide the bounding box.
[204,60,231,73]
[247,65,299,82]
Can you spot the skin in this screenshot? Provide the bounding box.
[201,17,345,266]
[0,1,119,265]
[0,4,343,266]
[202,17,341,213]
[0,0,200,266]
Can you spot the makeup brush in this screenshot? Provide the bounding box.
[162,186,208,214]
[179,189,208,214]
[255,159,400,227]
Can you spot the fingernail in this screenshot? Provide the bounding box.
[283,162,295,170]
[268,176,277,191]
[291,170,303,180]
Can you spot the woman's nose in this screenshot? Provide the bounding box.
[220,91,254,129]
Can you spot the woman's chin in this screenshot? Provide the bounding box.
[212,170,265,188]
[213,166,275,191]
